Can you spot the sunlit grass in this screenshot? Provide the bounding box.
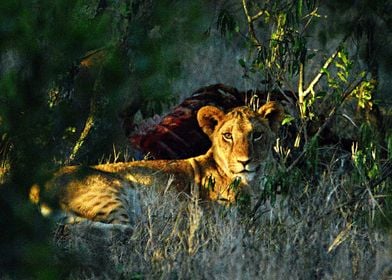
[54,146,392,279]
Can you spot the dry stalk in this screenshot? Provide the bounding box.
[187,196,202,255]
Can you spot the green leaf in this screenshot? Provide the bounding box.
[204,175,215,191]
[387,133,392,160]
[297,0,303,18]
[307,53,316,60]
[321,67,329,75]
[282,115,295,125]
[238,58,246,68]
[229,176,242,192]
[316,91,327,98]
[337,72,347,83]
[335,62,346,71]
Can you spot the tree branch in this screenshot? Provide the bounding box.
[302,35,349,97]
[68,65,103,163]
[241,0,263,49]
[251,10,265,21]
[303,48,339,97]
[68,97,97,163]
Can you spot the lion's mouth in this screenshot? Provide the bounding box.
[238,170,256,174]
[233,169,258,182]
[237,165,261,174]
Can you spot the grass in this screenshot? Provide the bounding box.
[54,146,392,279]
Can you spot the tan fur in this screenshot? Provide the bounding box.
[48,102,284,224]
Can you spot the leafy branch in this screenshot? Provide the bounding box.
[288,75,368,172]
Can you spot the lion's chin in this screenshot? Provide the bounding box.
[232,164,261,184]
[234,171,256,185]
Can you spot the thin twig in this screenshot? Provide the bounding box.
[251,10,265,21]
[68,98,96,163]
[298,62,305,117]
[302,35,349,97]
[68,66,103,163]
[302,48,340,97]
[314,77,365,139]
[241,0,263,49]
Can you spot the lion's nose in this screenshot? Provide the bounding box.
[238,158,252,167]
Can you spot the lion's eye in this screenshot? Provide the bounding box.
[253,131,263,141]
[222,132,232,140]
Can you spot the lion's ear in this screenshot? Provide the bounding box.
[258,101,284,133]
[197,106,225,137]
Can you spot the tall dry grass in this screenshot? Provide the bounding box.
[54,148,392,279]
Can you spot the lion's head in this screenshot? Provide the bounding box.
[197,102,284,186]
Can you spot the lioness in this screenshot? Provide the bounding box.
[49,102,284,224]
